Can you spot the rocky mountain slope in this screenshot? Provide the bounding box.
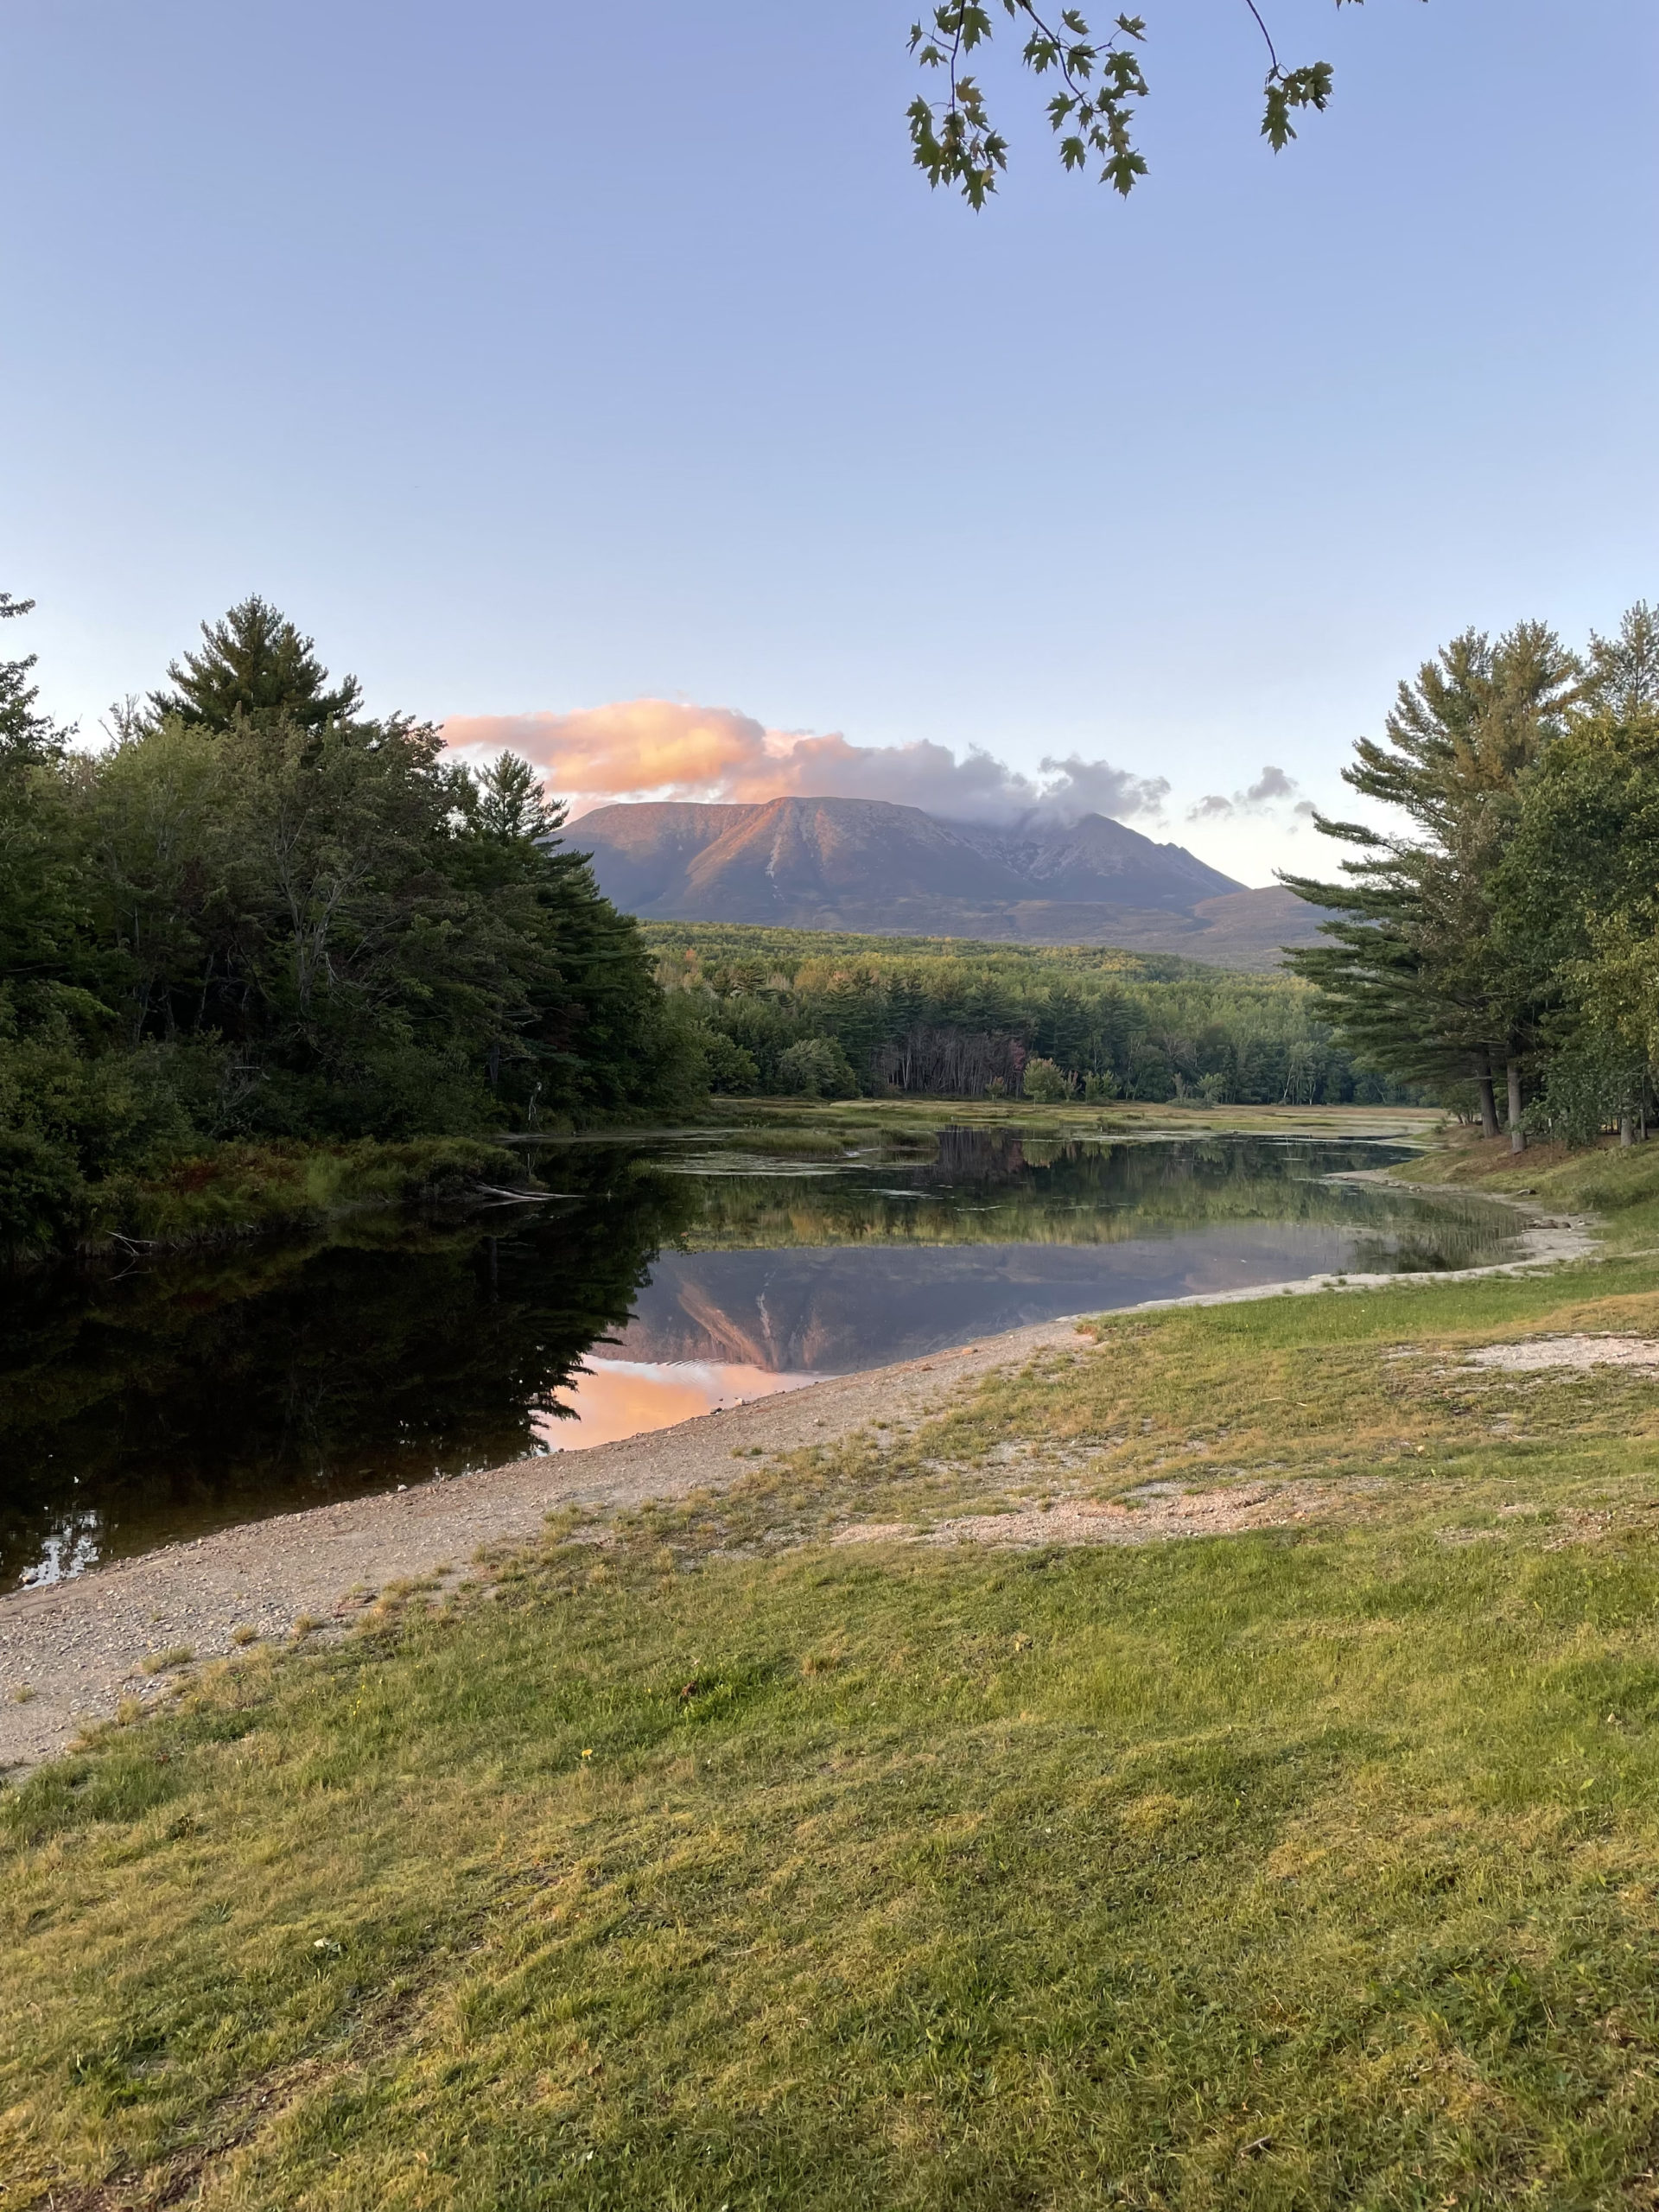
[574,795,1324,969]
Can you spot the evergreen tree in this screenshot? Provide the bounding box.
[0,594,82,993]
[0,601,707,1252]
[1283,623,1581,1147]
[149,595,363,732]
[0,595,67,765]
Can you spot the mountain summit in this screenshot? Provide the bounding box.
[575,795,1319,969]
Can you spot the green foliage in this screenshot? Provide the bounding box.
[1286,620,1592,1128]
[1289,603,1659,1148]
[0,598,700,1254]
[146,594,363,732]
[774,1034,861,1098]
[1020,1052,1075,1102]
[906,1,1379,205]
[0,1128,87,1257]
[647,922,1415,1108]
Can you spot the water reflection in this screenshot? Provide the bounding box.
[0,1127,1519,1583]
[538,1361,818,1449]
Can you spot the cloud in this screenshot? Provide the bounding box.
[1185,762,1301,823]
[1032,753,1170,823]
[442,699,1168,827]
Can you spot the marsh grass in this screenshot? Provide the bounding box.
[717,1096,1440,1145]
[11,1255,1659,2206]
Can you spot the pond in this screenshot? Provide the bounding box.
[0,1126,1521,1587]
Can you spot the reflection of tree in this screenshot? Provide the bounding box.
[0,1153,692,1585]
[934,1127,1027,1179]
[674,1137,1511,1255]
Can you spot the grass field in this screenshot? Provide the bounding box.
[10,1136,1659,2207]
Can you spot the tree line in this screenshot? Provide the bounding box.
[643,925,1415,1108]
[0,596,701,1252]
[1285,603,1659,1153]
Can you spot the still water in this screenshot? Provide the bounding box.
[0,1127,1519,1586]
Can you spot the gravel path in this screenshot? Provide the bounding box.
[0,1192,1593,1776]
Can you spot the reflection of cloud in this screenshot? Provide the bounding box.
[442,699,1166,827]
[537,1359,816,1450]
[1187,763,1301,823]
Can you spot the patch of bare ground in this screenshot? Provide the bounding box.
[835,1477,1368,1551]
[1464,1334,1659,1372]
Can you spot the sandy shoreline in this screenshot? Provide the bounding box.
[0,1192,1593,1775]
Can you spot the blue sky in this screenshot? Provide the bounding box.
[3,0,1654,883]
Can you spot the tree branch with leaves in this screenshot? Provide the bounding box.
[907,0,1407,205]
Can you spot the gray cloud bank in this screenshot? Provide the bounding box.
[442,698,1299,835]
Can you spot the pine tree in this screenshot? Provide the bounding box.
[149,596,363,732]
[0,594,67,764]
[1282,623,1582,1146]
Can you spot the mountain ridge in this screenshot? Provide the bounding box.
[572,795,1322,970]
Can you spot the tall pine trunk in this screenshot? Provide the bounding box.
[1477,1057,1499,1141]
[1507,1060,1526,1154]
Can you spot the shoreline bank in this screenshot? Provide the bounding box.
[0,1185,1594,1777]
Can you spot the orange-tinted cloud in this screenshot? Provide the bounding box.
[442,699,1169,826]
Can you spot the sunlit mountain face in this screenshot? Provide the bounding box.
[574,797,1320,968]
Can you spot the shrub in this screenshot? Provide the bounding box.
[0,1129,88,1258]
[775,1037,860,1099]
[1021,1056,1075,1103]
[702,1030,760,1094]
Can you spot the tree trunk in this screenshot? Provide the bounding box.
[1507,1060,1527,1154]
[1621,1113,1635,1148]
[1477,1062,1499,1141]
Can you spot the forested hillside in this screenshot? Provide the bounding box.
[1287,602,1659,1149]
[0,597,699,1255]
[642,924,1413,1106]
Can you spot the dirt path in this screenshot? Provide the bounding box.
[0,1192,1594,1776]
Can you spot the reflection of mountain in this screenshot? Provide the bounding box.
[594,1230,1387,1375]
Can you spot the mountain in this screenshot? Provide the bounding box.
[573,795,1325,970]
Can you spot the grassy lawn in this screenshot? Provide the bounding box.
[10,1218,1659,2202]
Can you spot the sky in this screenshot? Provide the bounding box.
[3,0,1655,886]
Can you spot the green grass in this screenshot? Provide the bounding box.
[10,1247,1659,2204]
[1400,1127,1659,1253]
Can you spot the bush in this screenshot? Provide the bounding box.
[0,1129,88,1258]
[1021,1056,1075,1103]
[775,1037,860,1099]
[1526,1044,1648,1147]
[701,1030,760,1095]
